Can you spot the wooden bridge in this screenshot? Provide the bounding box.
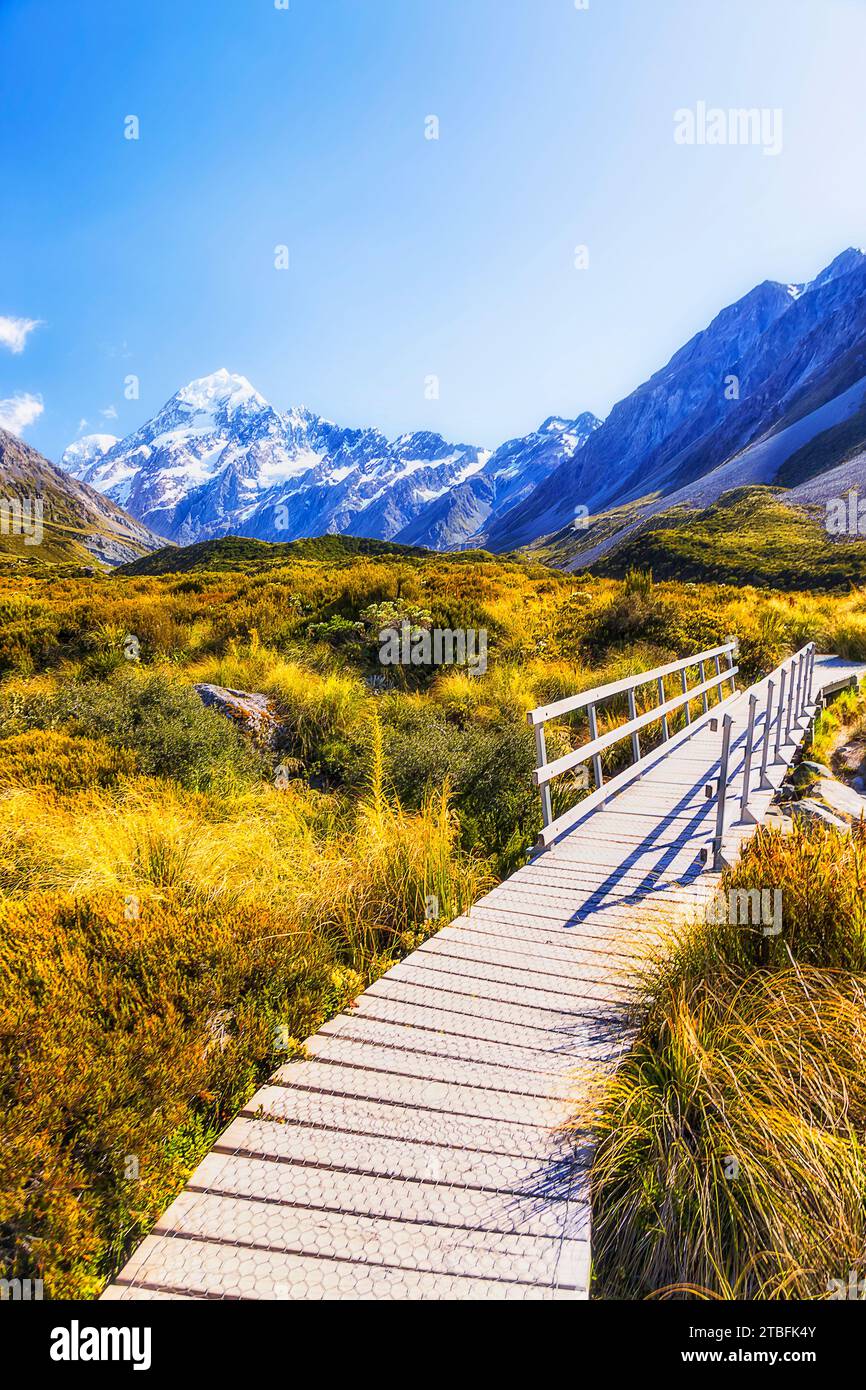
[103,645,864,1302]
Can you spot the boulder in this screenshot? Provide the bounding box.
[195,684,281,750]
[797,760,833,778]
[792,799,850,830]
[814,776,866,820]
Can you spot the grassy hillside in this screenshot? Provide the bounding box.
[0,429,164,570]
[587,486,866,590]
[117,532,432,576]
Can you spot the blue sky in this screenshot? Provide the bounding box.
[2,0,865,461]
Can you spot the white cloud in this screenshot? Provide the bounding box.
[78,417,89,433]
[0,316,43,354]
[101,404,118,420]
[0,392,44,436]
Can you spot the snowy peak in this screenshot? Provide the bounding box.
[809,246,866,292]
[60,433,120,479]
[175,368,267,415]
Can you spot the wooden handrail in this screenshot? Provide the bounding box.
[527,641,739,848]
[534,664,739,787]
[526,642,736,727]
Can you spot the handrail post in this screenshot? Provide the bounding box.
[793,652,805,720]
[714,654,722,705]
[785,659,797,742]
[533,722,553,831]
[759,678,774,790]
[699,660,709,714]
[587,702,604,790]
[807,644,816,704]
[681,667,691,725]
[726,643,737,695]
[774,665,788,759]
[712,713,733,871]
[739,693,758,821]
[657,677,670,740]
[627,688,641,763]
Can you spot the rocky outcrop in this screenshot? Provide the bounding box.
[195,684,281,750]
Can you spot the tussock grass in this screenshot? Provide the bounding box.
[0,723,489,1297]
[588,824,866,1300]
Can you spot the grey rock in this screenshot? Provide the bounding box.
[195,683,280,749]
[792,798,850,830]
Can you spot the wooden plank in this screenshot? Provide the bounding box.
[244,1083,580,1159]
[150,1188,590,1287]
[184,1151,588,1239]
[113,1233,586,1300]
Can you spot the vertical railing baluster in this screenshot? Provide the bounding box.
[712,713,733,871]
[793,653,805,722]
[700,660,709,714]
[759,678,774,790]
[657,676,670,739]
[785,659,796,742]
[627,688,641,764]
[681,667,691,725]
[714,654,722,705]
[726,644,737,695]
[587,702,604,789]
[739,693,757,821]
[533,722,553,830]
[775,665,788,759]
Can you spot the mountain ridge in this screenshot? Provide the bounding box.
[0,429,166,567]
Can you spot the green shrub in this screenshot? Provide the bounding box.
[0,670,266,792]
[381,701,539,874]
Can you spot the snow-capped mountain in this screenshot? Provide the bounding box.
[60,248,866,562]
[59,368,597,550]
[60,433,119,475]
[396,413,601,549]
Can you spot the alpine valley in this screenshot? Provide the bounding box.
[56,246,866,565]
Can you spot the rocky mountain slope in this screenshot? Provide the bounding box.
[488,248,866,555]
[0,429,164,567]
[58,248,866,565]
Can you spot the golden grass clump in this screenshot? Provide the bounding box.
[0,720,489,1297]
[588,822,866,1300]
[0,730,138,790]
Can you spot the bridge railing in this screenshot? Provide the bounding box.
[527,641,738,848]
[704,641,817,870]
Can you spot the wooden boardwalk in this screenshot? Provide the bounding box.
[103,654,864,1302]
